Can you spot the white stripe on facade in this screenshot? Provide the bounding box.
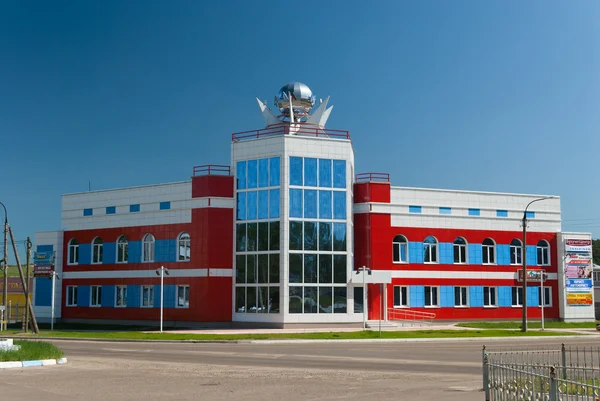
[63,268,233,280]
[379,270,558,281]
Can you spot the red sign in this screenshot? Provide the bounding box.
[0,278,33,293]
[34,265,54,277]
[566,239,592,246]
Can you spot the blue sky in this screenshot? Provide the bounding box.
[1,1,599,261]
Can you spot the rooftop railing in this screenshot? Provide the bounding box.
[355,172,390,183]
[232,123,350,142]
[192,164,231,177]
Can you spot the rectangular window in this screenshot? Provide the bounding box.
[83,208,93,216]
[106,206,116,215]
[354,287,364,313]
[289,254,302,283]
[236,223,247,252]
[538,287,551,307]
[318,222,332,251]
[130,204,140,213]
[289,286,303,313]
[289,189,302,218]
[247,191,257,220]
[92,240,103,264]
[333,160,346,188]
[269,221,280,251]
[269,157,280,187]
[304,190,317,218]
[511,287,523,306]
[269,189,280,218]
[393,286,409,307]
[333,255,347,284]
[91,285,102,307]
[258,190,268,219]
[334,288,347,313]
[454,287,468,307]
[177,285,190,308]
[115,286,127,307]
[258,158,269,188]
[496,210,508,217]
[318,159,332,187]
[453,241,467,264]
[236,161,246,189]
[236,192,246,221]
[247,255,257,284]
[468,208,480,216]
[304,221,317,251]
[393,240,408,263]
[289,221,302,250]
[247,159,258,188]
[333,191,346,220]
[439,207,451,215]
[424,286,439,307]
[318,190,332,219]
[510,244,522,265]
[290,157,303,186]
[483,287,497,307]
[247,223,257,252]
[424,242,437,263]
[304,254,317,283]
[333,223,346,252]
[66,286,78,307]
[269,254,280,284]
[482,242,495,264]
[537,245,550,266]
[409,205,422,214]
[318,254,332,284]
[304,158,317,187]
[142,285,154,307]
[159,201,171,210]
[526,211,535,219]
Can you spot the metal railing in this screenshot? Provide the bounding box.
[387,308,436,325]
[192,164,231,177]
[231,124,350,142]
[483,344,600,400]
[355,172,391,183]
[5,304,26,324]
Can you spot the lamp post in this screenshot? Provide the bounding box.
[521,196,555,333]
[356,266,371,330]
[49,270,60,331]
[0,202,7,332]
[156,266,169,333]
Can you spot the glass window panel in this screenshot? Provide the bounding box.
[333,191,346,220]
[258,222,269,251]
[304,221,317,251]
[304,158,317,187]
[258,158,269,188]
[247,191,257,220]
[269,221,280,251]
[258,286,269,313]
[247,287,257,313]
[354,287,364,313]
[319,254,332,284]
[304,190,317,218]
[236,192,246,221]
[318,222,332,251]
[319,159,332,187]
[258,190,268,219]
[289,221,302,250]
[236,224,246,252]
[333,160,346,189]
[236,161,246,190]
[333,255,347,284]
[258,254,269,284]
[235,287,246,313]
[289,254,302,283]
[289,287,302,313]
[247,223,257,252]
[269,157,280,187]
[319,287,332,313]
[247,255,257,284]
[269,189,280,218]
[269,287,280,313]
[333,223,347,251]
[289,189,302,218]
[333,288,347,313]
[236,255,246,284]
[290,157,303,186]
[247,159,258,189]
[304,287,318,313]
[304,254,317,283]
[269,253,280,283]
[318,191,332,219]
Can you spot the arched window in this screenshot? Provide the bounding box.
[453,237,467,264]
[142,234,155,262]
[178,232,191,261]
[92,237,103,264]
[117,235,128,263]
[68,238,79,265]
[423,236,438,263]
[482,238,496,264]
[537,240,550,266]
[392,235,408,263]
[510,239,522,265]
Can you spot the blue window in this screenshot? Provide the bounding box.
[319,159,332,187]
[409,206,421,214]
[130,204,140,213]
[333,160,346,189]
[236,192,246,220]
[258,158,269,188]
[319,191,332,219]
[236,161,246,190]
[269,157,280,187]
[333,223,346,251]
[247,160,258,188]
[526,211,535,219]
[83,208,93,216]
[304,190,317,218]
[439,207,451,215]
[468,208,480,216]
[304,158,317,187]
[290,189,302,218]
[247,191,257,220]
[496,210,508,217]
[333,192,346,220]
[258,190,268,219]
[269,189,280,218]
[159,201,171,210]
[290,157,303,186]
[106,206,116,215]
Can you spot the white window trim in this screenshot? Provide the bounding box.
[510,242,523,266]
[142,234,155,263]
[116,237,128,264]
[66,286,77,307]
[90,285,102,307]
[177,232,191,262]
[537,242,550,266]
[454,286,469,308]
[141,285,154,308]
[453,239,468,265]
[539,287,552,307]
[423,238,438,264]
[392,237,408,264]
[68,240,79,266]
[483,286,498,308]
[392,285,410,308]
[424,286,440,308]
[511,287,523,307]
[115,285,127,308]
[92,238,103,265]
[176,285,190,308]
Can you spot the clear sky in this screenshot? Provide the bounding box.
[1,1,599,261]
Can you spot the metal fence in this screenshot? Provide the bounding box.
[483,344,600,400]
[5,304,26,324]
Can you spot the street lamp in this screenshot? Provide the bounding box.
[48,271,60,331]
[356,266,371,329]
[521,196,555,333]
[0,202,7,332]
[156,266,169,333]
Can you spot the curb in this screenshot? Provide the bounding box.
[0,357,67,369]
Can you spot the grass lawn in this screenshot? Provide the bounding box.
[457,321,599,330]
[0,340,64,362]
[7,328,577,341]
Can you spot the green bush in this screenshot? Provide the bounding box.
[0,340,64,362]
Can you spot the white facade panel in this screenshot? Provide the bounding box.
[33,230,64,320]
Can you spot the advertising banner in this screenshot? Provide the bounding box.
[565,279,593,292]
[566,293,593,306]
[563,238,593,307]
[0,278,33,293]
[517,269,547,282]
[33,251,55,267]
[565,239,592,253]
[33,264,54,278]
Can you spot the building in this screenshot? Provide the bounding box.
[32,82,596,327]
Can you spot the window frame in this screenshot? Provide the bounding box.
[454,286,469,307]
[66,286,78,307]
[537,240,550,266]
[483,286,497,308]
[68,238,79,265]
[90,285,102,307]
[177,232,191,262]
[142,234,155,263]
[482,238,496,265]
[510,239,523,266]
[424,286,439,308]
[453,237,468,264]
[538,286,552,307]
[91,237,103,265]
[115,285,127,308]
[392,235,408,264]
[176,285,190,308]
[511,286,523,307]
[141,285,154,308]
[117,235,128,264]
[423,236,438,264]
[393,286,409,308]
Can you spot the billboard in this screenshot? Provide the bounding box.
[33,251,55,277]
[564,238,594,306]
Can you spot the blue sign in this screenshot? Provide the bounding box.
[33,251,55,267]
[566,278,593,291]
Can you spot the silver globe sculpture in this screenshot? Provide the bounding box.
[275,82,316,119]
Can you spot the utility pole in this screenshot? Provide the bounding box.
[1,201,8,332]
[8,227,38,333]
[24,237,31,333]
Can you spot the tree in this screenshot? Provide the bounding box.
[593,239,600,266]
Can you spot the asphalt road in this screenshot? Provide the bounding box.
[1,336,597,401]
